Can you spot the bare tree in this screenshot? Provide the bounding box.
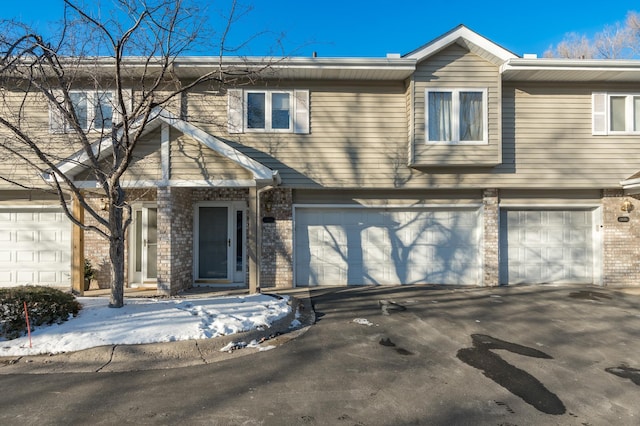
[0,0,268,307]
[545,11,640,59]
[594,21,634,59]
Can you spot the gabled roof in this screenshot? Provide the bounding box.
[403,24,517,66]
[52,107,279,185]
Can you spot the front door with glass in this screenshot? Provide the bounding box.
[195,202,246,284]
[130,205,158,285]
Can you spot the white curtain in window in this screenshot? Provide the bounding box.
[428,92,451,141]
[610,96,626,132]
[460,92,483,141]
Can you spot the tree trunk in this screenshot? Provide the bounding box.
[108,188,126,308]
[108,232,126,308]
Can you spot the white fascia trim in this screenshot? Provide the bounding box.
[404,26,517,63]
[73,179,258,188]
[175,56,417,70]
[621,177,640,188]
[501,58,640,72]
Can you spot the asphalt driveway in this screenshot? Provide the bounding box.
[1,284,640,425]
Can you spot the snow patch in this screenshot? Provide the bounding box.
[0,294,291,356]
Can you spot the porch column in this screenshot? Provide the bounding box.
[248,186,260,293]
[71,192,85,295]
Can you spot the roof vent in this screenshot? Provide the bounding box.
[386,53,401,59]
[523,53,538,59]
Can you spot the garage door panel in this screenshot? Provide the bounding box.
[296,207,481,286]
[500,209,594,285]
[0,209,70,287]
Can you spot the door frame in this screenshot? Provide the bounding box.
[128,203,158,287]
[193,201,247,285]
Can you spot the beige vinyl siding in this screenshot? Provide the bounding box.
[184,77,640,190]
[412,44,501,166]
[497,82,640,187]
[189,82,411,188]
[73,128,162,183]
[183,91,228,131]
[170,133,252,180]
[122,127,162,182]
[0,90,78,189]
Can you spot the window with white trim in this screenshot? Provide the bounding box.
[50,90,119,133]
[425,88,488,144]
[592,92,640,135]
[228,88,309,134]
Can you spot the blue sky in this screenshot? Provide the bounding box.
[1,0,639,57]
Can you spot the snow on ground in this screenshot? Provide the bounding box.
[0,294,292,356]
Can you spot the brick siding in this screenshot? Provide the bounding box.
[260,188,293,288]
[602,189,640,287]
[483,188,500,286]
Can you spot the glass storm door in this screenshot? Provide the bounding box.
[196,203,245,283]
[131,206,158,284]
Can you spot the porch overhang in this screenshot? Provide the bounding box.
[48,107,280,187]
[621,174,640,195]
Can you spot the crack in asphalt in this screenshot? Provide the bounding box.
[194,340,208,364]
[95,345,116,372]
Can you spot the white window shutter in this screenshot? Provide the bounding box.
[228,89,243,133]
[49,90,66,133]
[294,90,310,134]
[592,92,607,135]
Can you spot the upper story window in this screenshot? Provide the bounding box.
[50,90,117,133]
[425,88,488,144]
[246,91,291,131]
[228,88,309,134]
[592,92,640,135]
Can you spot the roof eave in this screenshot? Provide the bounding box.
[501,58,640,82]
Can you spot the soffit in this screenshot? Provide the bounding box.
[171,57,417,81]
[501,59,640,82]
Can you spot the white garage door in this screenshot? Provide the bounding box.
[295,207,481,286]
[0,209,71,287]
[499,209,594,285]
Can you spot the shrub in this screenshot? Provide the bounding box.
[0,286,81,340]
